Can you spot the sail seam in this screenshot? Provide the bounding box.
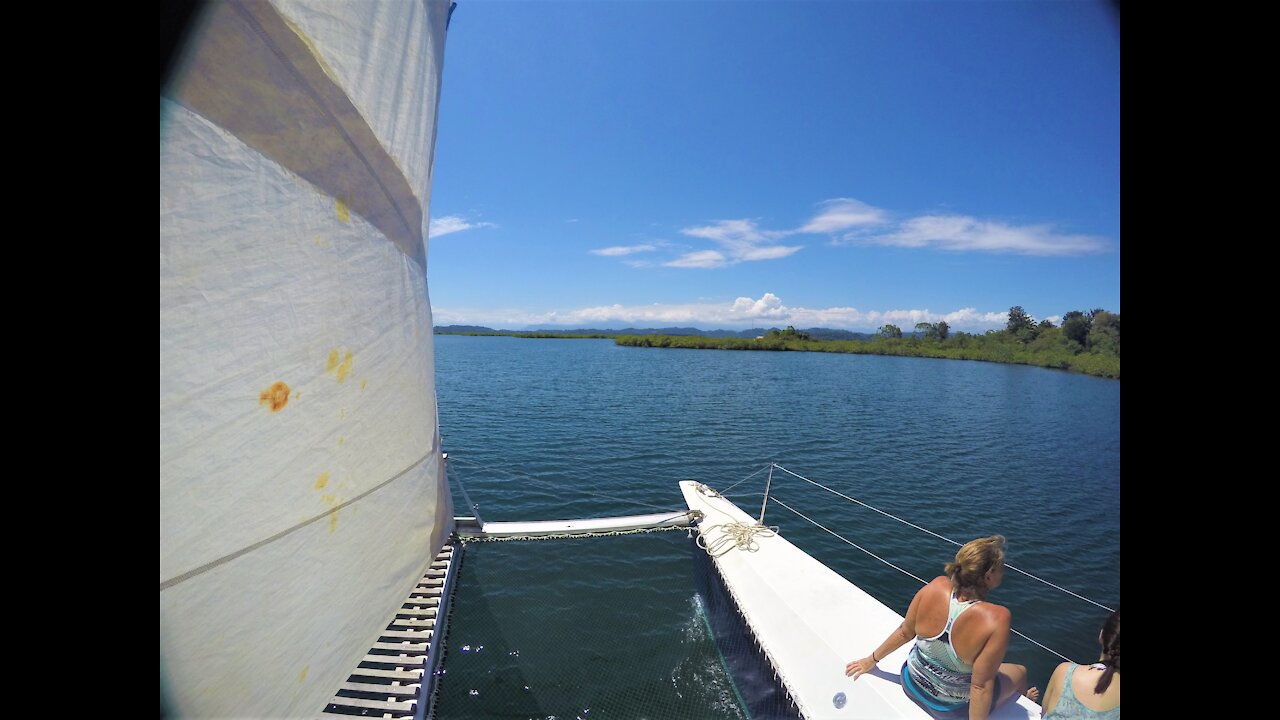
[231,0,422,258]
[160,448,437,591]
[169,0,426,268]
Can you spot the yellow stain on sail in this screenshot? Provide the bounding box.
[337,436,345,446]
[326,349,354,383]
[315,489,341,532]
[336,198,350,224]
[298,666,308,683]
[312,235,332,249]
[259,381,290,412]
[314,473,329,490]
[360,378,368,390]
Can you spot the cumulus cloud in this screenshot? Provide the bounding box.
[862,215,1107,256]
[590,244,657,257]
[435,294,1013,332]
[428,215,496,238]
[730,292,788,318]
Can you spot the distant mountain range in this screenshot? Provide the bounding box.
[434,325,874,341]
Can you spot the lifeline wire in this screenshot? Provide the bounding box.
[767,495,1070,662]
[771,463,1114,614]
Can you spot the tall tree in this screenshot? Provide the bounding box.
[1089,311,1120,356]
[1061,311,1090,347]
[1006,306,1035,335]
[879,324,903,339]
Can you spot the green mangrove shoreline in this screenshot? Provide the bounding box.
[613,334,1118,379]
[435,330,1120,379]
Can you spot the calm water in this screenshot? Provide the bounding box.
[432,336,1120,718]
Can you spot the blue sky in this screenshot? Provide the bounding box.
[426,1,1120,331]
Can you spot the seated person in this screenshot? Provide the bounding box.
[1036,609,1119,719]
[845,535,1030,719]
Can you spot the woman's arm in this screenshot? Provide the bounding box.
[845,582,929,679]
[1037,662,1070,718]
[965,606,1011,720]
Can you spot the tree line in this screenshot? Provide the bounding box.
[616,306,1120,379]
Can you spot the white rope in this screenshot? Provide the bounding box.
[695,521,778,557]
[771,463,1115,613]
[767,496,1071,662]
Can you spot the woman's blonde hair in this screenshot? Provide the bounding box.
[945,535,1006,600]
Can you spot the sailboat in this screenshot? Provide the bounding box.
[160,1,456,716]
[161,4,1095,718]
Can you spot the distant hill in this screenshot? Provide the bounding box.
[434,325,501,334]
[435,324,874,340]
[804,328,875,341]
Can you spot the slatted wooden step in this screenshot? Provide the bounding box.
[322,538,457,718]
[371,641,429,653]
[340,681,420,696]
[395,607,439,618]
[326,696,415,713]
[379,629,432,640]
[388,616,436,629]
[361,653,423,666]
[346,667,423,681]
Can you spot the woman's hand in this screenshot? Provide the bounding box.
[845,656,877,680]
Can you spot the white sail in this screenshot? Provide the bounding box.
[160,1,454,716]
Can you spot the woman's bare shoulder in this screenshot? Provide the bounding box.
[975,600,1012,625]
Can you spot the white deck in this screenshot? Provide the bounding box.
[681,481,1041,720]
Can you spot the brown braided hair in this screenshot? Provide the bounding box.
[1094,609,1120,694]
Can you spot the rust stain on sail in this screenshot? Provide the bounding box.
[259,381,290,412]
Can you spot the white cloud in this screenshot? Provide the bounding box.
[428,215,496,238]
[737,244,804,261]
[730,293,787,318]
[590,244,657,257]
[797,198,887,234]
[863,215,1107,256]
[593,198,1108,269]
[681,219,787,245]
[674,220,801,267]
[435,294,1013,332]
[663,250,728,268]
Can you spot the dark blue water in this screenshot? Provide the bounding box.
[432,336,1120,718]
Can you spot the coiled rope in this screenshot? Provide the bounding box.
[692,483,779,557]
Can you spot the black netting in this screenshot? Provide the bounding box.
[430,531,797,719]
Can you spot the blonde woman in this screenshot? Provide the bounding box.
[845,535,1031,720]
